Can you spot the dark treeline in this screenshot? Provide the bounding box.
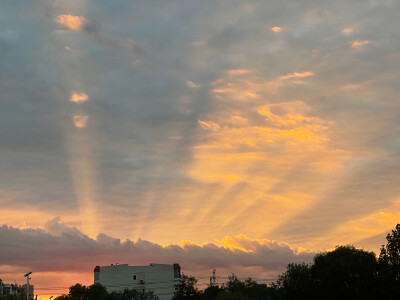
[6,224,397,300]
[173,224,400,300]
[52,283,160,300]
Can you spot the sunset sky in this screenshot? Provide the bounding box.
[1,0,400,299]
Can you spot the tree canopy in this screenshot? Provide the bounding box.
[54,283,159,300]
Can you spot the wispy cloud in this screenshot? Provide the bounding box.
[279,71,314,80]
[186,80,200,88]
[350,40,372,49]
[258,101,329,128]
[341,27,354,35]
[198,120,221,131]
[54,14,150,68]
[227,69,252,76]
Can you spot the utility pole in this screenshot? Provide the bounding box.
[24,272,32,300]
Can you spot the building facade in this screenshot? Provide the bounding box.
[94,263,181,300]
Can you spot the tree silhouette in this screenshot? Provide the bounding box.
[172,273,198,299]
[311,245,378,300]
[275,263,312,300]
[379,224,400,298]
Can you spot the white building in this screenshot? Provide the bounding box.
[94,263,181,300]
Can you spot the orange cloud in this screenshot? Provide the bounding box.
[271,26,283,33]
[70,92,89,103]
[72,115,88,128]
[55,15,88,31]
[350,40,372,49]
[341,27,354,35]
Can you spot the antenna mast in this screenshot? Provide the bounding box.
[209,268,216,287]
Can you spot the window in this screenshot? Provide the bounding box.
[133,275,136,280]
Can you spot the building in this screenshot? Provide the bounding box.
[1,284,21,296]
[94,263,181,300]
[0,279,34,299]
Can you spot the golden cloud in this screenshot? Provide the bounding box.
[72,115,88,128]
[55,14,88,31]
[212,70,314,100]
[188,67,338,236]
[271,26,283,33]
[222,234,309,253]
[258,101,328,128]
[70,91,89,103]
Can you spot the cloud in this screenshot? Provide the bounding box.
[279,71,314,80]
[54,14,150,66]
[0,220,314,273]
[341,27,354,35]
[271,26,283,33]
[70,92,89,103]
[54,15,88,31]
[227,69,252,76]
[222,235,311,255]
[257,101,330,128]
[91,35,145,57]
[186,80,200,88]
[72,115,88,128]
[350,40,372,49]
[198,120,221,131]
[211,69,315,101]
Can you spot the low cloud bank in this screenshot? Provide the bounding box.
[0,219,313,273]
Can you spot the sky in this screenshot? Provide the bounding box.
[1,0,400,298]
